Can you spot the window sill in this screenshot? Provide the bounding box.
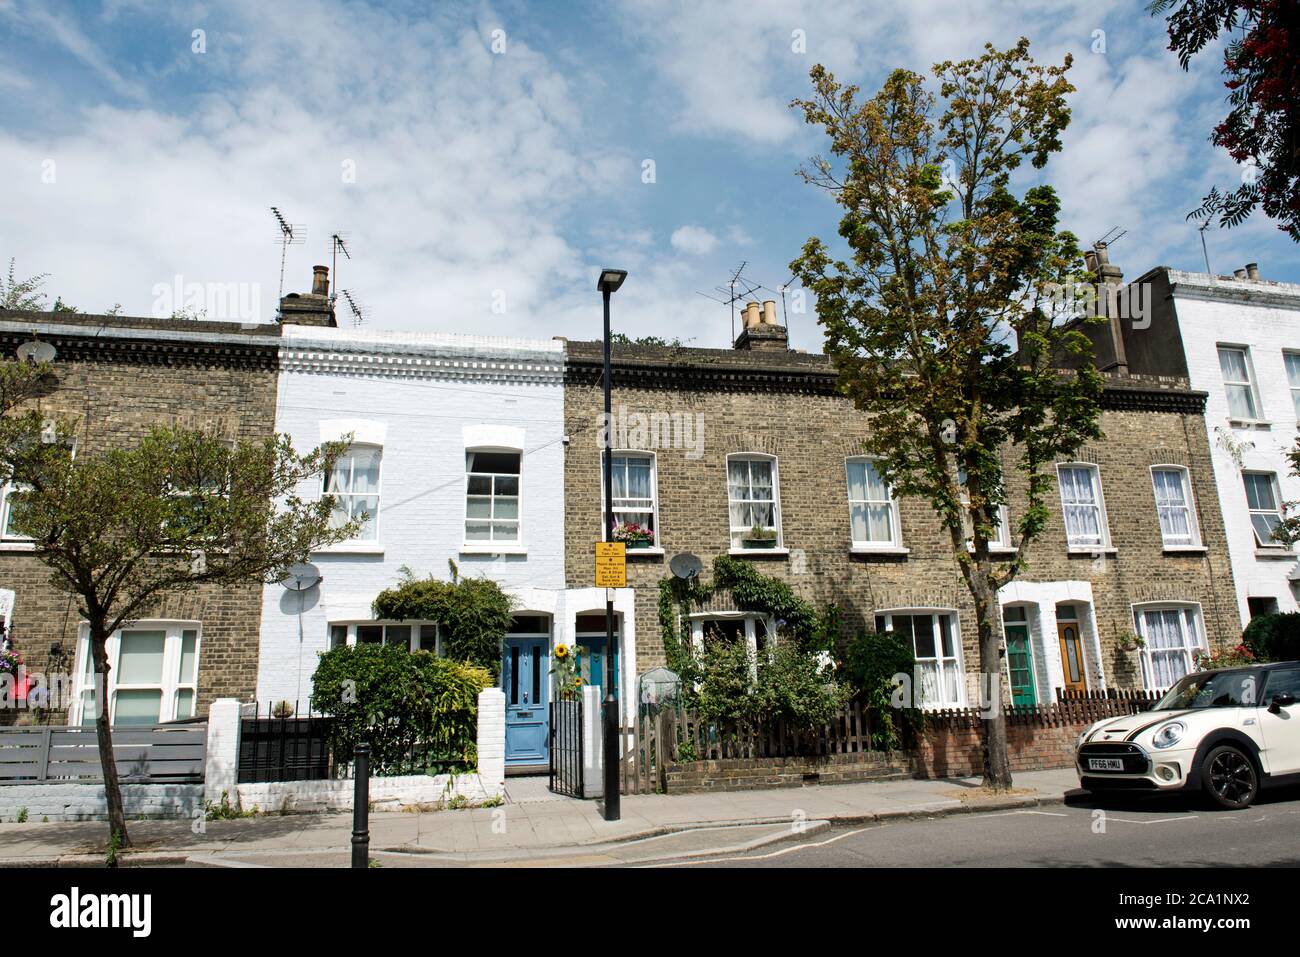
[1162,545,1208,555]
[1067,546,1117,556]
[729,547,790,557]
[1254,547,1297,560]
[967,545,1018,555]
[850,545,910,556]
[313,543,385,556]
[0,540,36,552]
[1227,419,1270,430]
[460,544,528,556]
[622,547,665,557]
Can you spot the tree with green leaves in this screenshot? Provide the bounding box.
[0,259,50,311]
[1148,0,1300,240]
[789,39,1104,789]
[1271,437,1300,546]
[0,366,358,844]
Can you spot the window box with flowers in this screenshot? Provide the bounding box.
[611,521,655,550]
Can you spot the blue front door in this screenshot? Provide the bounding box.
[578,636,619,699]
[502,637,549,765]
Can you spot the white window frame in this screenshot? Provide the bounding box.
[464,447,522,546]
[1132,602,1207,692]
[1149,465,1202,549]
[1285,350,1300,422]
[689,612,774,679]
[71,621,201,726]
[1,433,75,544]
[846,456,905,551]
[957,466,1013,553]
[1056,463,1112,551]
[329,621,440,653]
[726,453,783,551]
[1217,344,1262,422]
[600,450,660,547]
[874,609,965,708]
[1242,470,1286,549]
[324,443,382,543]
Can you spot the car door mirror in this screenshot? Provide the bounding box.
[1268,693,1297,714]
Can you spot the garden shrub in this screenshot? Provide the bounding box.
[844,630,921,750]
[1242,612,1300,663]
[311,643,492,776]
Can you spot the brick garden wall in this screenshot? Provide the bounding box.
[0,313,280,717]
[663,751,912,793]
[914,720,1085,778]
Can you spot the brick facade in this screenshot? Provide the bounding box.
[562,337,1241,703]
[0,312,280,717]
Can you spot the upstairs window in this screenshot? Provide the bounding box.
[466,449,521,543]
[1218,345,1259,420]
[727,455,781,549]
[325,446,381,541]
[608,453,657,544]
[1151,466,1199,548]
[1285,351,1300,420]
[957,467,1011,551]
[846,457,900,548]
[1057,464,1109,549]
[1243,471,1284,548]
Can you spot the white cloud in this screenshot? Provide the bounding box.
[670,225,720,256]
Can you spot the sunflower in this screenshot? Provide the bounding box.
[554,643,569,659]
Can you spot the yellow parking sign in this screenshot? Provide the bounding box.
[595,542,626,588]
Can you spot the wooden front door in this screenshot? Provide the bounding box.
[1005,624,1037,707]
[1057,621,1087,694]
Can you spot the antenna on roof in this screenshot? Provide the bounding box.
[270,206,306,301]
[329,233,351,304]
[1196,218,1214,275]
[1094,225,1127,249]
[695,261,760,342]
[340,288,366,328]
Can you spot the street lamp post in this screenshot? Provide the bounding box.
[596,267,627,822]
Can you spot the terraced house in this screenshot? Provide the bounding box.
[0,310,281,724]
[563,296,1242,713]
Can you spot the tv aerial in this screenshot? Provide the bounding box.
[340,289,366,328]
[329,233,351,304]
[696,262,764,342]
[669,553,704,581]
[270,206,306,301]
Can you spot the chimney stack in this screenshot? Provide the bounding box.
[279,265,338,328]
[1245,262,1260,280]
[1090,241,1128,375]
[734,299,789,352]
[1234,268,1247,280]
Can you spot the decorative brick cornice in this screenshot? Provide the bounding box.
[0,327,277,371]
[280,347,564,384]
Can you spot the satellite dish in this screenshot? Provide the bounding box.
[669,553,704,581]
[283,562,322,591]
[16,340,56,364]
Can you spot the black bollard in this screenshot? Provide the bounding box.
[351,743,370,868]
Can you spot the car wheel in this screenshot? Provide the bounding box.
[1200,745,1258,810]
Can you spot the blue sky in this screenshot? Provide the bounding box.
[1,0,1295,351]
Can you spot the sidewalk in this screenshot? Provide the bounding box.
[0,768,1080,867]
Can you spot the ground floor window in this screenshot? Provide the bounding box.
[328,621,438,652]
[1134,604,1205,690]
[875,609,964,707]
[73,622,200,726]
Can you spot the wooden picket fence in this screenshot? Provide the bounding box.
[923,687,1164,731]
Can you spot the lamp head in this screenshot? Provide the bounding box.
[596,268,628,294]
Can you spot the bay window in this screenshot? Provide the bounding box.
[875,610,964,708]
[73,622,200,726]
[1150,466,1200,548]
[1134,604,1205,691]
[465,449,521,543]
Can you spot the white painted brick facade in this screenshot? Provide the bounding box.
[1167,272,1300,623]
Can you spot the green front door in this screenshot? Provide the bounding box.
[1005,624,1037,706]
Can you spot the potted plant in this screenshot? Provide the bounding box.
[612,521,655,549]
[1115,631,1146,654]
[741,524,779,549]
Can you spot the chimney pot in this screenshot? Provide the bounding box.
[1234,268,1247,279]
[761,300,777,326]
[1245,262,1260,280]
[742,301,761,330]
[312,265,330,297]
[1093,241,1110,265]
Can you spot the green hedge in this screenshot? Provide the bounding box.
[1242,613,1300,663]
[310,643,492,776]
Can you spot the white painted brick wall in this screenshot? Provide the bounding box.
[1172,279,1300,623]
[476,687,505,790]
[204,698,241,805]
[0,783,202,822]
[236,771,501,813]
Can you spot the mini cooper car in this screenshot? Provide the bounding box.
[1075,661,1300,809]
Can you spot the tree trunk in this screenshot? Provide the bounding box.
[89,621,130,847]
[972,577,1013,790]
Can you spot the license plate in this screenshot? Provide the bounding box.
[1088,758,1124,771]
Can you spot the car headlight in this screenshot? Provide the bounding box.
[1152,721,1186,750]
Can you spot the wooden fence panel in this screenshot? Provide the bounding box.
[0,723,206,785]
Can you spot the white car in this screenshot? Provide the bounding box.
[1075,661,1300,809]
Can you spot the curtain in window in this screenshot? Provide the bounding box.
[1218,348,1258,419]
[729,459,774,529]
[1152,470,1192,543]
[1142,609,1191,689]
[613,456,654,530]
[1059,467,1102,545]
[847,460,894,543]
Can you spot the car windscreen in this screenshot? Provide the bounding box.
[1153,670,1261,710]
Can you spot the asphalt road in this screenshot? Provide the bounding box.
[645,787,1300,868]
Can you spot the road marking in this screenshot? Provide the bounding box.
[1103,815,1197,825]
[645,826,871,867]
[986,810,1069,818]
